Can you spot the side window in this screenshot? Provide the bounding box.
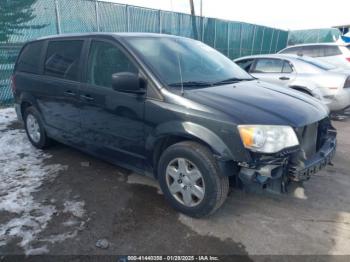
[253,59,284,73]
[301,46,320,57]
[16,41,44,74]
[324,46,342,56]
[44,40,83,81]
[87,41,138,88]
[282,61,293,73]
[236,59,254,72]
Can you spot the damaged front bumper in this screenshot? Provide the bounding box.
[237,126,337,193]
[289,132,336,182]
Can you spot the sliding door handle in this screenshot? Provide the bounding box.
[80,94,94,101]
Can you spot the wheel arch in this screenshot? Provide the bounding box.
[146,121,234,177]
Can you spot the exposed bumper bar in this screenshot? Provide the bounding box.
[288,132,337,181]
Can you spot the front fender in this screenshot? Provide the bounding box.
[146,121,234,160]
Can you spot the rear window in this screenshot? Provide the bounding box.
[44,40,83,81]
[16,41,44,74]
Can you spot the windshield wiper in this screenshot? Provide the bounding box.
[211,77,255,85]
[168,81,213,87]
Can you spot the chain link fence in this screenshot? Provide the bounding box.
[0,0,289,105]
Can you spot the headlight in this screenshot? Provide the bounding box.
[238,125,299,153]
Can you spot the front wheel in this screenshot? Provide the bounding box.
[158,141,229,217]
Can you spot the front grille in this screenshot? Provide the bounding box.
[299,123,318,159]
[295,118,330,159]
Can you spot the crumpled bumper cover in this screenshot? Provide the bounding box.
[288,132,337,182]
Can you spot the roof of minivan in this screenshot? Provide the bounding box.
[35,32,183,41]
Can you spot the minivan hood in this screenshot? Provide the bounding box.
[184,80,328,127]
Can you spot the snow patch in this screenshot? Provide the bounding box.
[0,107,17,131]
[63,200,85,218]
[0,107,86,255]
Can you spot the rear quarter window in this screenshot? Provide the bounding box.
[44,40,83,81]
[323,46,342,56]
[16,41,44,74]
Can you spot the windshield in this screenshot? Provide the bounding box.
[125,36,253,88]
[297,56,336,71]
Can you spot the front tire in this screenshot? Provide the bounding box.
[158,141,229,217]
[24,106,51,149]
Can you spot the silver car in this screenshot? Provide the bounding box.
[234,54,350,111]
[278,43,350,70]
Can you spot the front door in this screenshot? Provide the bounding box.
[251,58,296,87]
[80,39,146,169]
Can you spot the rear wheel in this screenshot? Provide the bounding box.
[24,106,51,149]
[158,141,229,217]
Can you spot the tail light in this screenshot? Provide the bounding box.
[346,58,350,63]
[10,75,16,94]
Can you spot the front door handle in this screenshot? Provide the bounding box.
[64,90,76,96]
[279,76,290,80]
[80,94,94,101]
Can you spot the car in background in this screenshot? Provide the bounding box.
[278,43,350,70]
[234,54,350,112]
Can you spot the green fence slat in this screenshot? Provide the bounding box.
[128,6,160,33]
[98,2,127,32]
[0,0,290,105]
[59,0,97,33]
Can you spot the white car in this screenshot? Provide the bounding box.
[234,54,350,112]
[278,43,350,70]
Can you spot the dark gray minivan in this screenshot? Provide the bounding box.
[12,33,337,217]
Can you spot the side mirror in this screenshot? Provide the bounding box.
[112,72,146,94]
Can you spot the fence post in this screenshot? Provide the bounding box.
[260,27,265,54]
[201,17,204,42]
[251,25,257,55]
[269,29,275,53]
[214,19,217,48]
[274,30,280,52]
[95,0,100,32]
[239,23,243,57]
[227,23,230,57]
[126,5,130,32]
[54,0,61,34]
[159,10,162,33]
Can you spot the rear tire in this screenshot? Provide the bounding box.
[158,141,229,217]
[24,106,51,149]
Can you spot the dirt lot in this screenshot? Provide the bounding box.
[0,107,350,258]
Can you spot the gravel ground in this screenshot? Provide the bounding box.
[0,107,350,258]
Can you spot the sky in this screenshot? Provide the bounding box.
[109,0,350,30]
